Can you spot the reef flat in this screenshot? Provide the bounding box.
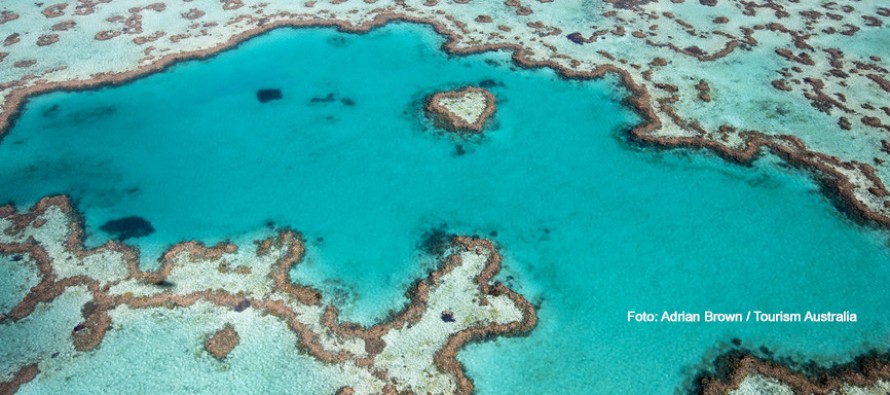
[699,352,890,395]
[0,196,536,394]
[0,0,889,224]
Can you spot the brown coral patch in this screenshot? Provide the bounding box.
[771,79,792,91]
[95,30,121,41]
[695,79,711,102]
[3,33,20,47]
[0,10,18,25]
[0,364,38,394]
[51,20,76,31]
[866,74,890,93]
[13,60,36,68]
[698,351,890,395]
[649,57,667,67]
[205,324,240,360]
[42,4,67,18]
[223,0,245,10]
[334,387,355,395]
[143,3,166,12]
[182,8,205,20]
[37,34,60,47]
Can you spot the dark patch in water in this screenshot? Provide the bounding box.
[684,45,705,56]
[488,230,498,237]
[538,227,552,242]
[478,79,503,88]
[51,352,59,358]
[745,175,779,189]
[154,280,175,288]
[440,311,455,323]
[315,236,324,243]
[325,115,336,122]
[99,216,155,241]
[310,93,336,103]
[42,104,60,117]
[532,297,544,310]
[125,187,140,195]
[257,89,283,103]
[484,59,501,67]
[72,323,86,333]
[324,278,359,307]
[454,144,466,156]
[69,105,116,124]
[815,176,870,226]
[234,299,251,312]
[326,36,350,47]
[567,32,586,45]
[10,255,23,262]
[731,338,742,346]
[310,93,360,107]
[418,225,454,256]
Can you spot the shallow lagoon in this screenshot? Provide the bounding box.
[2,23,890,393]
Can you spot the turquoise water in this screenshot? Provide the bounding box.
[2,23,890,393]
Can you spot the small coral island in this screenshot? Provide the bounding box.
[426,86,496,134]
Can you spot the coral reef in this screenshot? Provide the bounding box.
[205,324,240,360]
[426,86,496,133]
[697,350,890,395]
[0,196,536,394]
[0,0,888,225]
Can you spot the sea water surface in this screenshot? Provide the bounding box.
[2,24,890,394]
